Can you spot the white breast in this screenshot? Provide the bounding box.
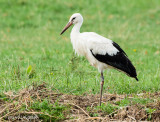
[71,33,87,56]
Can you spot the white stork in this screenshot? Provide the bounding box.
[60,13,138,106]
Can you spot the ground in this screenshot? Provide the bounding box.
[0,83,160,121]
[0,0,160,121]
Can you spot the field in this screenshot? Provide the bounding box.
[0,0,160,121]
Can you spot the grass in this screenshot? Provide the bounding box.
[95,103,119,114]
[29,99,70,121]
[0,1,160,120]
[0,83,158,121]
[115,97,153,106]
[87,103,119,117]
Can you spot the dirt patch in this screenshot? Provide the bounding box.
[0,83,159,121]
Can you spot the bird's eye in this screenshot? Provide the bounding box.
[72,17,76,21]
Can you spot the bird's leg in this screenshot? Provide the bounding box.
[100,72,104,106]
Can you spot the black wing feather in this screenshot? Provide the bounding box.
[90,42,138,81]
[112,42,127,56]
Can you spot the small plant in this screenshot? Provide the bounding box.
[26,65,36,78]
[86,106,91,112]
[145,108,156,121]
[89,113,99,117]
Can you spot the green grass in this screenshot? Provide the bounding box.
[96,103,119,114]
[0,0,160,95]
[115,97,153,106]
[86,103,119,117]
[29,99,70,121]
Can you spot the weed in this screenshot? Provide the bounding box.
[26,65,36,79]
[145,108,156,121]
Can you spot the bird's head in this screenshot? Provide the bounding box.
[60,13,83,35]
[69,13,83,24]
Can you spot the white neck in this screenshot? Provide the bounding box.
[70,21,83,56]
[71,22,82,35]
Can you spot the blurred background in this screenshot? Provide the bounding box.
[0,0,159,94]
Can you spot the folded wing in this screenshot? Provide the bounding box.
[90,41,138,81]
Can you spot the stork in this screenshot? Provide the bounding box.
[60,13,138,106]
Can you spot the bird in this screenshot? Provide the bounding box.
[60,13,138,106]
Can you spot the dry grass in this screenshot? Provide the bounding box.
[0,83,159,121]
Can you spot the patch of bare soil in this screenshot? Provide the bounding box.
[0,83,159,121]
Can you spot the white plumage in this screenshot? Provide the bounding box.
[69,14,118,72]
[60,13,138,105]
[74,32,118,72]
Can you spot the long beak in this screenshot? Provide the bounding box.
[60,21,73,35]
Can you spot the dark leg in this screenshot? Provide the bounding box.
[100,72,104,106]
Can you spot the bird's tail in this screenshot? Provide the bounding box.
[135,77,138,81]
[125,59,138,81]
